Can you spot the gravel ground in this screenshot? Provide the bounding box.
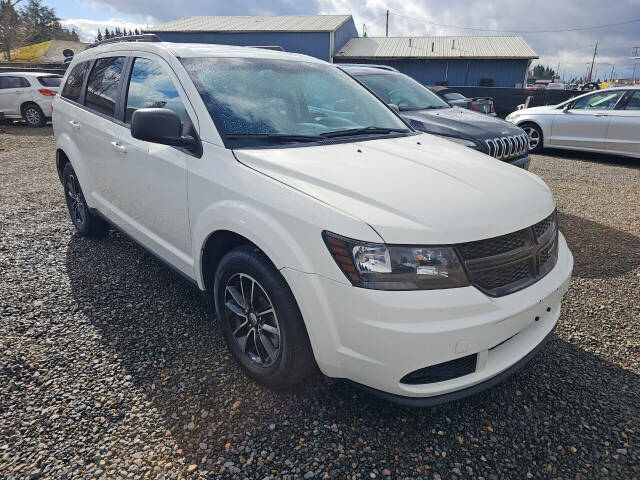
[1,123,638,480]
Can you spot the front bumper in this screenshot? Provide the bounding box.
[282,233,573,401]
[507,154,531,169]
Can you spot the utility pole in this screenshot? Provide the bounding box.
[386,10,389,37]
[587,42,598,82]
[610,64,615,81]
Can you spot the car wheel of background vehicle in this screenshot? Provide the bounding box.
[214,245,315,389]
[521,123,543,153]
[62,163,109,237]
[21,103,46,128]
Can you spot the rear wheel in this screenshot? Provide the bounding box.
[521,122,543,153]
[214,245,315,389]
[62,163,109,237]
[22,103,46,128]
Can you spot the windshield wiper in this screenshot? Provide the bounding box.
[225,133,323,143]
[319,126,410,138]
[399,106,447,111]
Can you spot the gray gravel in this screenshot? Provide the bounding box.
[1,123,638,479]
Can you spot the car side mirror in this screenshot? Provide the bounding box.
[388,103,400,113]
[131,108,199,151]
[563,103,571,112]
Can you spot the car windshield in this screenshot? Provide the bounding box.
[354,72,450,111]
[444,92,466,100]
[180,57,410,148]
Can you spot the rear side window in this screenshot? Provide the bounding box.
[38,76,62,87]
[124,57,187,125]
[0,76,30,89]
[61,61,90,102]
[85,56,126,117]
[624,91,640,110]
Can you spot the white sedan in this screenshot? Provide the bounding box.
[506,86,640,158]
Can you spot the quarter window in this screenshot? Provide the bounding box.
[125,57,187,125]
[85,56,126,117]
[571,91,624,110]
[61,61,89,102]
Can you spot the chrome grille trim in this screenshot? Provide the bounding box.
[485,133,529,160]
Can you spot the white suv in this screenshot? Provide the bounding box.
[52,37,573,406]
[0,72,61,127]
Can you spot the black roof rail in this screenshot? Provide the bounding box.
[85,34,161,50]
[335,63,399,72]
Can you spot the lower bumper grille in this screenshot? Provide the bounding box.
[401,354,477,385]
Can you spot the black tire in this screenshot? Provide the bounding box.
[21,103,46,128]
[521,122,543,154]
[214,245,315,389]
[62,163,109,237]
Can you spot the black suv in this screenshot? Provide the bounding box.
[340,65,530,169]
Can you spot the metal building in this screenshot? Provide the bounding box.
[334,36,538,87]
[147,15,358,62]
[147,15,538,87]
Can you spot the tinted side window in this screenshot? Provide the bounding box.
[125,58,187,125]
[624,91,640,110]
[85,57,126,117]
[572,91,624,110]
[61,61,90,102]
[0,76,30,89]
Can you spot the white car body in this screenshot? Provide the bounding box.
[53,41,573,405]
[0,72,61,124]
[506,86,640,158]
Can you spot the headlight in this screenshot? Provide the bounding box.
[433,135,481,149]
[323,232,470,290]
[506,113,520,121]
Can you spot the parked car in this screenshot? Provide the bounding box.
[340,65,530,168]
[0,72,61,127]
[546,83,566,90]
[428,86,496,115]
[506,86,640,157]
[53,37,573,406]
[579,82,600,91]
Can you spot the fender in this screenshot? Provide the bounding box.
[192,199,320,290]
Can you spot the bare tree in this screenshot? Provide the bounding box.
[0,0,22,60]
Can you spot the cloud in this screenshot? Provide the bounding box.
[62,0,640,78]
[61,18,151,42]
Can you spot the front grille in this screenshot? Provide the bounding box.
[401,354,477,385]
[485,133,529,160]
[456,210,558,297]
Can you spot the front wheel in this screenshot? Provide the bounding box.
[214,246,315,389]
[521,123,543,153]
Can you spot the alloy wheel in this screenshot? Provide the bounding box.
[523,126,540,150]
[65,174,86,226]
[224,273,281,367]
[25,108,40,127]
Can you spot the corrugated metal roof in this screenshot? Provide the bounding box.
[148,15,352,33]
[335,36,538,59]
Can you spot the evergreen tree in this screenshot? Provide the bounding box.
[95,28,102,42]
[103,27,110,39]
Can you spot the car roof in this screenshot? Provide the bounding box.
[73,40,326,65]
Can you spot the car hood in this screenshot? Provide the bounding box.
[234,133,555,244]
[517,105,558,114]
[401,106,523,139]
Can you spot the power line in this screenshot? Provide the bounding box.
[389,11,640,34]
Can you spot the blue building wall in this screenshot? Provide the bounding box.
[333,19,358,55]
[153,31,332,61]
[334,58,530,87]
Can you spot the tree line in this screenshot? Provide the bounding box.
[0,0,78,60]
[94,27,141,42]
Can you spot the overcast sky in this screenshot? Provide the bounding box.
[57,0,640,80]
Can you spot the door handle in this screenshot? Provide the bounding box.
[69,120,81,130]
[15,90,24,94]
[110,141,127,153]
[594,113,609,117]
